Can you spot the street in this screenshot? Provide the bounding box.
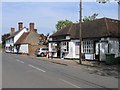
[2,52,118,88]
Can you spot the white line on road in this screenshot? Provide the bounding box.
[59,79,81,88]
[28,64,46,72]
[16,59,25,64]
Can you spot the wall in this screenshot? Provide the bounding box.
[64,41,74,58]
[48,42,57,57]
[72,40,94,60]
[19,44,29,53]
[108,38,119,57]
[5,38,14,52]
[5,28,28,53]
[98,37,119,61]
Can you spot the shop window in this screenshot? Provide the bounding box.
[61,42,69,52]
[83,40,93,53]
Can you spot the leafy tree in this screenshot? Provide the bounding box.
[96,0,120,3]
[55,19,73,31]
[2,33,10,48]
[83,13,99,22]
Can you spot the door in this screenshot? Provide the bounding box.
[99,42,108,61]
[57,42,61,58]
[95,43,100,60]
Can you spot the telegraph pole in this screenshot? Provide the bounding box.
[79,0,82,64]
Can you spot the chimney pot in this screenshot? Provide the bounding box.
[11,28,15,33]
[29,22,34,32]
[18,22,23,30]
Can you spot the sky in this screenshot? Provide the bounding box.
[1,0,118,37]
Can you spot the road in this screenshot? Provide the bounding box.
[2,52,118,88]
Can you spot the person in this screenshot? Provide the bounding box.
[61,51,65,59]
[46,51,49,58]
[51,52,54,59]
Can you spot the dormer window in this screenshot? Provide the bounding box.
[49,38,52,41]
[66,36,70,40]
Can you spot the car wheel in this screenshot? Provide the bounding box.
[37,55,39,57]
[41,53,44,57]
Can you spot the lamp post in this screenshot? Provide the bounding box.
[79,0,82,64]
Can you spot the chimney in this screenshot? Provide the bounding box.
[29,22,34,32]
[18,22,23,30]
[11,28,15,33]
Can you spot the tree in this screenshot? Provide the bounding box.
[2,33,10,48]
[83,13,99,22]
[96,0,120,3]
[55,19,73,31]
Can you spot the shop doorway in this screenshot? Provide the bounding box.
[57,43,61,58]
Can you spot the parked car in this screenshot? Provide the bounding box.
[35,47,48,57]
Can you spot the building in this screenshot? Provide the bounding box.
[14,23,47,55]
[49,18,120,61]
[5,22,28,53]
[5,22,47,55]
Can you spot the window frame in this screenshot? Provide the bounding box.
[61,42,69,52]
[83,40,93,54]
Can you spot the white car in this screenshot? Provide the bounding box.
[35,47,48,57]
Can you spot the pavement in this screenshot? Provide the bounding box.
[34,56,119,79]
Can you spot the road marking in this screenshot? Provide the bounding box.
[16,59,25,64]
[28,64,46,72]
[59,79,81,88]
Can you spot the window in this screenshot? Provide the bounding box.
[61,42,69,52]
[75,42,80,46]
[83,40,93,53]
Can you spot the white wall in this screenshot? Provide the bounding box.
[5,38,14,52]
[108,38,119,57]
[98,38,119,61]
[5,28,28,53]
[65,41,74,58]
[49,37,120,60]
[19,44,29,53]
[48,43,57,57]
[71,40,94,60]
[99,42,108,61]
[6,38,14,47]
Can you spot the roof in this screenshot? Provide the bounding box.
[15,31,40,45]
[15,32,30,44]
[6,27,26,40]
[50,18,120,39]
[6,30,21,40]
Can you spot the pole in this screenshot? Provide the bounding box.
[79,0,82,64]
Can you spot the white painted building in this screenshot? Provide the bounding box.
[5,22,28,53]
[49,18,120,61]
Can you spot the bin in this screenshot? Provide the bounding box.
[105,54,115,65]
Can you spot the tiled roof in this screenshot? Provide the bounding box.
[6,30,21,40]
[15,31,40,45]
[50,18,120,39]
[15,32,29,44]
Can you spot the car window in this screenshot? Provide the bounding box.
[42,48,48,51]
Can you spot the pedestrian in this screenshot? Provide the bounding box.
[51,52,54,59]
[46,51,49,58]
[61,51,65,59]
